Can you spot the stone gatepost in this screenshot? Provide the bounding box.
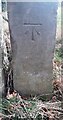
[8,2,58,96]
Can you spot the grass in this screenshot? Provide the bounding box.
[0,94,54,120]
[55,47,63,62]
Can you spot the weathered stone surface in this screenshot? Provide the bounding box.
[0,1,2,96]
[8,2,57,95]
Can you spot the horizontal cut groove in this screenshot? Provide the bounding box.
[24,23,42,26]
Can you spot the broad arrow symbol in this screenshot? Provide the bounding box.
[24,23,42,41]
